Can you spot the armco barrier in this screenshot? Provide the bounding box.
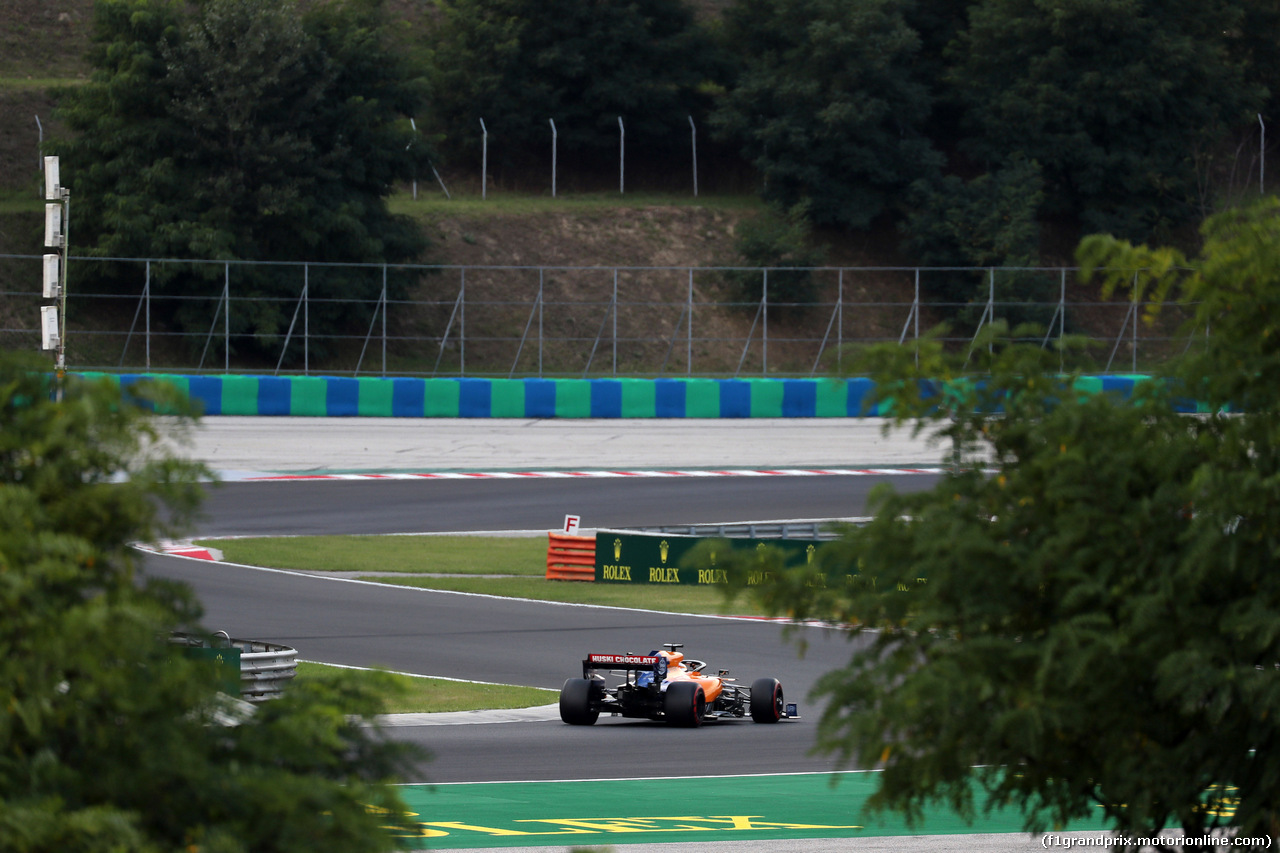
[172,632,297,702]
[69,372,1183,418]
[546,533,597,581]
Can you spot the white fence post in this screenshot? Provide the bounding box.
[689,115,698,197]
[480,118,488,200]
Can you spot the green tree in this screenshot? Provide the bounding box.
[706,201,1280,844]
[722,204,826,315]
[900,156,1057,329]
[426,0,718,174]
[0,356,420,851]
[950,0,1265,240]
[55,0,431,362]
[901,157,1044,273]
[712,0,942,228]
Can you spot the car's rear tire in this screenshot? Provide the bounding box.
[559,678,600,725]
[750,677,784,723]
[664,681,705,727]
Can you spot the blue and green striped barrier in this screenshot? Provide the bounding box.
[73,373,1181,418]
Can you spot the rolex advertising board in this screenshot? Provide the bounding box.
[595,531,825,586]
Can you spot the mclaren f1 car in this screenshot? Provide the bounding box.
[558,643,796,727]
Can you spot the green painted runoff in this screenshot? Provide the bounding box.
[391,772,1106,849]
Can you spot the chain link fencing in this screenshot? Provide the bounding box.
[0,254,1198,377]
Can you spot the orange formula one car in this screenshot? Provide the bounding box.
[559,643,796,727]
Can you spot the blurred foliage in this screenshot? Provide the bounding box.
[0,353,423,851]
[695,201,1280,843]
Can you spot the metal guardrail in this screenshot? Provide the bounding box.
[633,518,871,541]
[172,631,297,703]
[237,639,299,702]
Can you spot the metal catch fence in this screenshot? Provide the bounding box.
[0,255,1199,377]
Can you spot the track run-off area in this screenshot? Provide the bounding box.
[145,417,1117,852]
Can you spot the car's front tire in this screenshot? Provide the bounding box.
[664,681,705,727]
[559,677,600,725]
[750,677,784,723]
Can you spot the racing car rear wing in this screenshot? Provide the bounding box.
[582,653,668,679]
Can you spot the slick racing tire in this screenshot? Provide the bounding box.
[750,677,784,723]
[664,681,706,727]
[559,678,600,725]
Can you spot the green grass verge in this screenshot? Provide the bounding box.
[294,661,556,714]
[201,534,764,615]
[359,573,757,615]
[213,535,548,576]
[204,534,768,713]
[388,190,761,220]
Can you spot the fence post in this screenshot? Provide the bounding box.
[304,264,310,376]
[914,268,920,368]
[988,267,995,355]
[224,264,229,372]
[837,268,843,373]
[1059,267,1066,373]
[355,272,388,377]
[687,268,694,376]
[121,271,149,369]
[913,269,920,344]
[550,119,557,198]
[275,276,308,376]
[382,264,388,378]
[1261,113,1266,195]
[618,117,625,195]
[145,261,151,369]
[510,270,541,378]
[689,116,698,198]
[480,118,488,200]
[612,268,618,376]
[1132,275,1139,372]
[539,267,544,378]
[762,269,768,376]
[460,267,466,376]
[811,291,838,377]
[198,275,224,372]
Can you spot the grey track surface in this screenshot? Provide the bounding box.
[148,553,863,783]
[177,416,950,475]
[147,556,857,698]
[196,474,938,536]
[145,417,1058,852]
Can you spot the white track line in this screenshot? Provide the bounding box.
[240,467,947,482]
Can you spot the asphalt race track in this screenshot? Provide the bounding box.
[144,469,940,783]
[142,419,952,782]
[138,419,1090,851]
[193,473,928,537]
